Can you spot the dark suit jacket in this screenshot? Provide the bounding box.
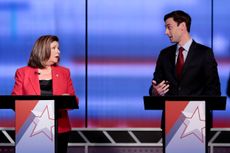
[12,65,79,133]
[150,40,221,96]
[227,75,230,97]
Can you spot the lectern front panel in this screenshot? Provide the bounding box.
[165,101,206,153]
[15,100,55,153]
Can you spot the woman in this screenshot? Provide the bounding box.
[12,35,79,153]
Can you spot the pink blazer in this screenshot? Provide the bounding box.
[12,65,79,133]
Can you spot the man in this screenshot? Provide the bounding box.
[149,10,221,97]
[227,75,230,97]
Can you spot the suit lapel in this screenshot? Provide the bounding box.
[170,45,177,79]
[28,69,40,95]
[181,41,196,78]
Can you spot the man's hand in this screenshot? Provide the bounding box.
[152,80,169,96]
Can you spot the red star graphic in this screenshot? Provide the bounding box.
[181,106,205,143]
[30,105,55,141]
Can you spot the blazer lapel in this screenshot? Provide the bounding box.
[52,66,59,95]
[29,69,40,95]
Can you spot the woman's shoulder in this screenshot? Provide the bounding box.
[52,65,70,73]
[16,66,36,72]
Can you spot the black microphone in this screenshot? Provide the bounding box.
[34,72,41,75]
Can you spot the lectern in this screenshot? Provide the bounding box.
[144,96,226,153]
[0,95,78,153]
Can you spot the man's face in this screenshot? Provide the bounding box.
[165,17,183,43]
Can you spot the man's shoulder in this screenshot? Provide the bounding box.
[160,44,177,55]
[162,44,176,51]
[190,41,216,61]
[192,41,211,51]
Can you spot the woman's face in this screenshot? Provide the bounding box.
[46,41,60,66]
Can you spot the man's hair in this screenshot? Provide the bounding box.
[28,35,59,68]
[164,10,191,32]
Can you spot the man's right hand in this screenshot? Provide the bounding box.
[152,80,169,96]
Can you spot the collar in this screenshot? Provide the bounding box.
[177,38,193,52]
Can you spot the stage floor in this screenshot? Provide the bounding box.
[0,128,229,153]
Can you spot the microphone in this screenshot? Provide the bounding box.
[34,72,41,75]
